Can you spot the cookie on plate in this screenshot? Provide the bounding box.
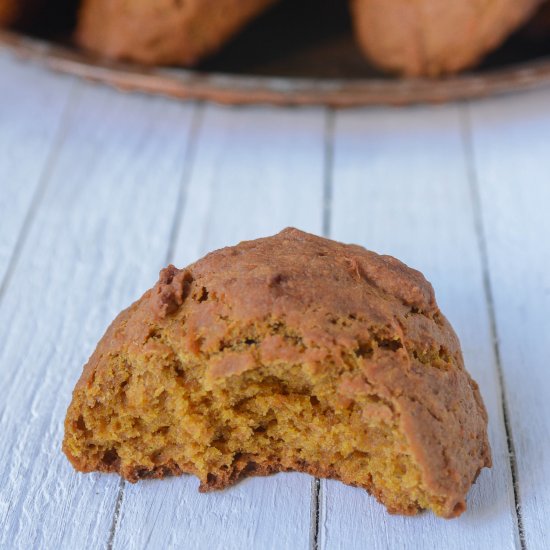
[349,0,544,76]
[63,228,491,518]
[76,0,277,66]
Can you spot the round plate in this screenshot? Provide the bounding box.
[3,2,550,107]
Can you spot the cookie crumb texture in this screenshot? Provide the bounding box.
[63,228,491,518]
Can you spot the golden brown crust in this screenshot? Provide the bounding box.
[65,449,424,516]
[64,228,491,518]
[76,0,277,66]
[350,0,544,76]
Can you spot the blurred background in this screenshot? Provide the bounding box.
[0,2,549,550]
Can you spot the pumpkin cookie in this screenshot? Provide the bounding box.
[63,228,490,517]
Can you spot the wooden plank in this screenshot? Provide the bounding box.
[321,104,518,549]
[173,105,326,263]
[113,104,327,550]
[467,89,550,550]
[0,80,196,549]
[0,53,74,285]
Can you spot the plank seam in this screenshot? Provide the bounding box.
[165,101,204,265]
[0,80,79,306]
[309,478,321,550]
[106,478,126,550]
[322,109,335,239]
[106,101,204,550]
[310,107,335,550]
[460,104,526,550]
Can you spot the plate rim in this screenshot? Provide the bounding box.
[2,28,550,106]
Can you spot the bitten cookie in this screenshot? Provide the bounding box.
[349,0,544,76]
[63,228,491,518]
[76,0,277,66]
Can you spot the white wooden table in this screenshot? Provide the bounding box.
[0,49,549,550]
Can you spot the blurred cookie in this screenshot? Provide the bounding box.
[76,0,277,65]
[350,0,544,75]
